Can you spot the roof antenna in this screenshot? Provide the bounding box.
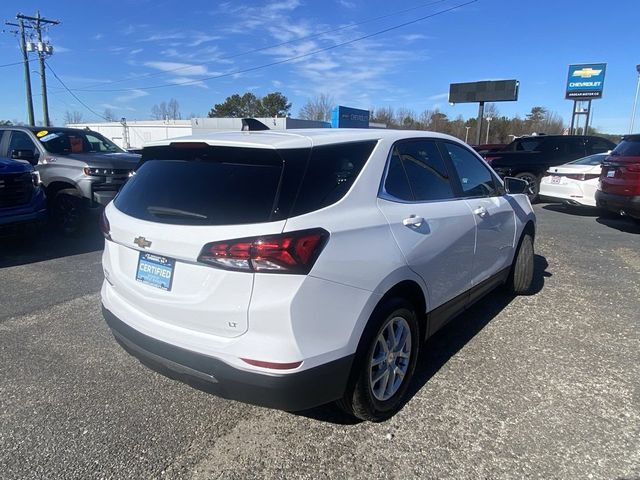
[241,118,270,131]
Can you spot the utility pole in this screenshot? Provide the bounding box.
[17,11,59,127]
[5,18,35,125]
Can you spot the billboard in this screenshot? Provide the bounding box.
[331,106,370,128]
[449,80,519,104]
[565,63,606,99]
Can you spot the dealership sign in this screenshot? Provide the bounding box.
[566,63,607,99]
[331,106,370,128]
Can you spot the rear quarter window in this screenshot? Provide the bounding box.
[290,140,377,216]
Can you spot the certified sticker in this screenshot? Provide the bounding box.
[36,130,49,138]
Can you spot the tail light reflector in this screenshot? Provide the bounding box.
[198,228,329,274]
[99,209,111,240]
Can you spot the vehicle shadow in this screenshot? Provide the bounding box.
[541,203,601,217]
[296,254,551,425]
[595,216,640,234]
[0,223,104,268]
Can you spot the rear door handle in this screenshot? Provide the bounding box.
[473,206,488,217]
[403,215,424,227]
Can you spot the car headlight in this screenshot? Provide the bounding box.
[31,170,41,187]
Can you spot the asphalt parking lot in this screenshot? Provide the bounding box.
[1,204,638,480]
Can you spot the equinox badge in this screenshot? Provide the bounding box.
[134,236,152,249]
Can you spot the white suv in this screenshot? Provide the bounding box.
[100,127,536,421]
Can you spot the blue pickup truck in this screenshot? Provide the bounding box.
[0,157,47,235]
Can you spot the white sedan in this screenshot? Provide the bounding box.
[539,153,609,207]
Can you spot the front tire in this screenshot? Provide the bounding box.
[338,299,419,422]
[507,233,534,294]
[53,192,85,236]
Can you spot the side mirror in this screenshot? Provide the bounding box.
[11,149,39,165]
[504,177,528,195]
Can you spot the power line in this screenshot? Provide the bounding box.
[77,0,478,93]
[45,60,109,121]
[0,58,39,68]
[68,0,450,91]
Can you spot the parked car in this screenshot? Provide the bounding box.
[0,126,140,234]
[472,143,507,156]
[539,153,609,207]
[0,157,47,236]
[100,126,536,421]
[596,134,640,220]
[484,135,616,201]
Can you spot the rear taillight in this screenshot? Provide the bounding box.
[99,210,111,240]
[485,156,499,164]
[565,173,599,181]
[198,228,329,274]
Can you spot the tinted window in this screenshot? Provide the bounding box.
[611,139,640,157]
[513,139,544,152]
[395,140,454,201]
[443,142,498,197]
[115,146,285,225]
[382,147,413,201]
[561,138,586,156]
[589,138,613,154]
[569,154,607,166]
[9,131,37,153]
[291,141,377,216]
[37,129,123,154]
[117,141,376,225]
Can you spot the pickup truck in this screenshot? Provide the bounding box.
[0,126,140,234]
[484,135,616,200]
[0,157,47,236]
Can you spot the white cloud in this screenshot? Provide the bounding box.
[428,93,449,101]
[337,0,356,8]
[141,33,186,42]
[168,77,208,89]
[144,61,212,76]
[115,89,149,103]
[93,33,103,40]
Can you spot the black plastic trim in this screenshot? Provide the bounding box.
[102,306,354,411]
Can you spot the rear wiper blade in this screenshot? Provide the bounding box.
[147,206,208,219]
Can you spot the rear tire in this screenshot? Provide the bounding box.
[338,298,419,422]
[507,233,534,295]
[515,172,540,203]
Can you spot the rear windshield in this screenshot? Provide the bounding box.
[508,138,544,152]
[114,141,377,225]
[610,139,640,157]
[569,154,607,165]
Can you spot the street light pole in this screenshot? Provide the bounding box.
[465,126,470,143]
[485,117,492,144]
[630,64,640,134]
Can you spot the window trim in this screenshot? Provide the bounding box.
[378,138,459,204]
[437,140,505,200]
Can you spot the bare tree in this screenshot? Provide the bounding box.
[103,108,116,122]
[64,111,84,124]
[151,99,181,120]
[298,94,334,122]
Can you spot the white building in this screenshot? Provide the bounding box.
[68,117,330,150]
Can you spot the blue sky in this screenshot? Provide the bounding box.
[1,0,639,133]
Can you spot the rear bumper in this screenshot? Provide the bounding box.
[595,190,640,218]
[102,306,354,411]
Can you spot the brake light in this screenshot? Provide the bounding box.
[198,228,329,274]
[565,173,599,181]
[485,156,499,164]
[99,210,111,240]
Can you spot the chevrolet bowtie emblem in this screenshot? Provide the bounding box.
[134,236,152,249]
[573,67,602,79]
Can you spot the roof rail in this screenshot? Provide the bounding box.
[241,118,270,131]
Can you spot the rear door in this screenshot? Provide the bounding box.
[103,142,310,339]
[377,139,476,312]
[440,141,516,286]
